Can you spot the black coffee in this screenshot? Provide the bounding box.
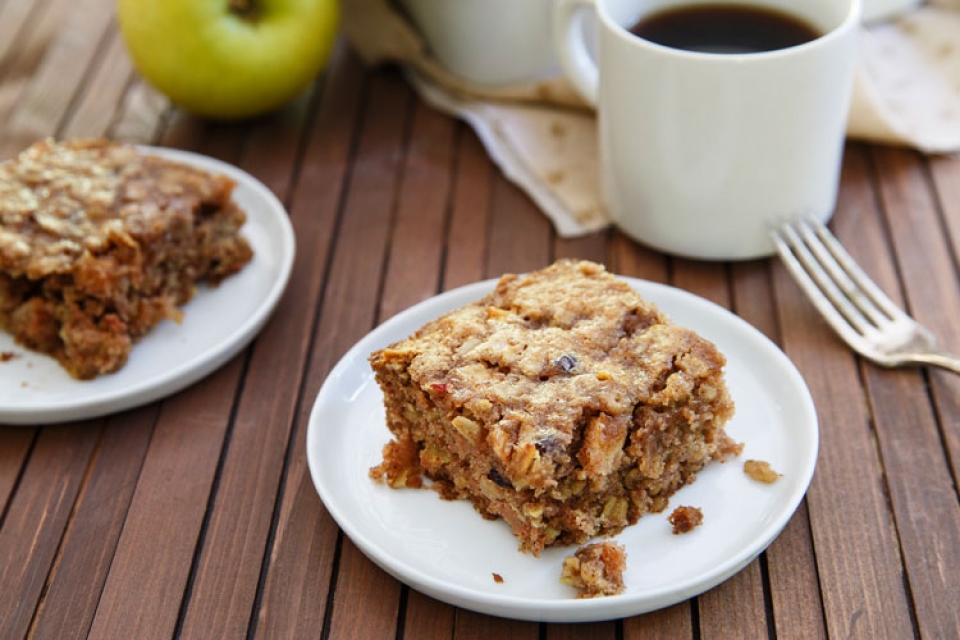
[629,4,821,54]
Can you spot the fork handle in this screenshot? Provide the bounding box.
[911,353,960,375]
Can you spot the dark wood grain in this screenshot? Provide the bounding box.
[623,603,694,639]
[176,85,322,640]
[85,361,245,639]
[0,428,34,515]
[251,46,372,639]
[453,609,539,640]
[926,153,960,482]
[30,408,157,639]
[772,145,915,639]
[0,7,958,639]
[379,99,457,320]
[863,146,960,638]
[0,425,100,638]
[0,0,114,159]
[487,171,552,276]
[60,26,134,140]
[444,129,494,291]
[698,561,768,640]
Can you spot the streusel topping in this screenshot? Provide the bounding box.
[0,139,234,278]
[387,260,731,487]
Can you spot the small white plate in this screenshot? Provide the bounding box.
[307,277,818,622]
[0,147,295,426]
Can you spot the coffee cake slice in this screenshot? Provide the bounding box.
[0,139,253,379]
[369,260,740,554]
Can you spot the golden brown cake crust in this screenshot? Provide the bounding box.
[369,260,740,554]
[0,139,253,378]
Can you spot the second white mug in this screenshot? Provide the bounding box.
[554,0,861,261]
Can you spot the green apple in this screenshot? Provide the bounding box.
[117,0,339,120]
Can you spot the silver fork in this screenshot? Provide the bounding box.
[770,216,960,374]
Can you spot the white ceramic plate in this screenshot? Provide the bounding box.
[0,147,295,426]
[307,278,818,622]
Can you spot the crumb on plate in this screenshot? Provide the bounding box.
[744,459,781,484]
[668,505,703,534]
[560,540,627,598]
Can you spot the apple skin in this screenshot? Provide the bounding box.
[117,0,339,120]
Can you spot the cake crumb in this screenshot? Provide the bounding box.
[492,573,504,583]
[560,541,627,598]
[1,351,18,362]
[668,506,703,534]
[744,460,781,484]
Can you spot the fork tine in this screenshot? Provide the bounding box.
[776,220,876,334]
[794,218,893,328]
[803,217,909,322]
[771,221,873,350]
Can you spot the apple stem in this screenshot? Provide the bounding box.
[228,0,257,18]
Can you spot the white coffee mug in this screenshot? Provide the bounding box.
[399,0,560,87]
[554,0,861,260]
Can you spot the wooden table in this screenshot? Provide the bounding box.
[1,3,958,638]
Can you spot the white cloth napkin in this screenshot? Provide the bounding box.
[344,0,960,236]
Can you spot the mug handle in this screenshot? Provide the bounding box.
[553,0,600,107]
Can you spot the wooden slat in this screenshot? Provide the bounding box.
[255,66,413,640]
[622,603,694,639]
[318,68,423,640]
[927,153,960,478]
[773,144,913,639]
[379,99,457,320]
[731,260,827,638]
[109,78,170,144]
[0,424,101,639]
[671,259,730,308]
[86,357,244,639]
[766,504,827,639]
[610,235,692,634]
[402,591,456,639]
[249,45,368,640]
[454,609,539,640]
[0,429,34,515]
[397,122,494,639]
[0,0,78,144]
[0,0,47,70]
[609,232,669,284]
[174,86,322,640]
[0,0,115,158]
[698,561,768,639]
[554,230,608,263]
[60,24,134,140]
[486,172,552,277]
[670,260,773,638]
[443,128,494,291]
[547,621,617,639]
[861,146,960,639]
[29,408,157,639]
[329,540,404,639]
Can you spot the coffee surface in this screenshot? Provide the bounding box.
[629,4,821,54]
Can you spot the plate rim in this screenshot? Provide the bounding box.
[307,276,818,622]
[0,146,296,425]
